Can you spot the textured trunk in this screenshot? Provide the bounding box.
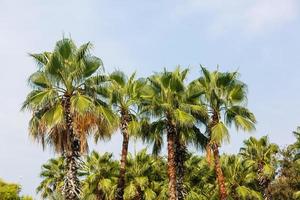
[205,143,212,165]
[209,111,227,200]
[212,143,227,200]
[134,186,143,200]
[263,187,271,200]
[96,191,104,200]
[95,188,105,200]
[115,110,130,200]
[231,185,239,200]
[62,94,81,200]
[232,192,239,200]
[175,133,187,200]
[258,162,271,200]
[167,119,177,200]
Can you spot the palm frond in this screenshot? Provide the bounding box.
[211,122,230,144]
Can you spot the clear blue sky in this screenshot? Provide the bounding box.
[0,0,300,197]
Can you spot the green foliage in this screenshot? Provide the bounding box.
[23,38,114,154]
[240,136,279,181]
[107,70,147,138]
[292,127,300,161]
[184,155,216,199]
[221,155,262,200]
[211,122,229,144]
[0,179,32,200]
[124,149,167,200]
[268,131,300,199]
[140,67,207,154]
[196,66,256,145]
[20,196,33,200]
[0,180,21,200]
[81,151,119,200]
[33,132,300,200]
[36,157,65,199]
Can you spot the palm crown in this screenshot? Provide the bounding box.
[108,71,147,135]
[240,136,278,178]
[196,66,256,144]
[140,67,207,153]
[37,157,65,199]
[221,155,262,200]
[109,71,145,114]
[239,136,278,199]
[124,149,167,200]
[81,151,119,200]
[22,38,112,153]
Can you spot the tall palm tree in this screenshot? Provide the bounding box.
[23,38,113,200]
[81,151,119,200]
[106,71,146,200]
[140,67,206,200]
[239,136,278,200]
[37,157,65,199]
[195,66,256,200]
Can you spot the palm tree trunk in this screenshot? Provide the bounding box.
[62,94,81,200]
[96,190,104,200]
[232,185,239,200]
[209,111,227,200]
[167,119,177,200]
[134,186,143,200]
[212,143,227,200]
[115,110,130,200]
[205,144,212,165]
[175,134,187,200]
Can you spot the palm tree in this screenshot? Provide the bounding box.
[221,155,262,200]
[140,67,206,200]
[81,151,119,200]
[106,71,146,200]
[37,157,65,199]
[239,136,278,200]
[195,66,256,200]
[23,38,112,200]
[124,149,167,200]
[141,97,207,200]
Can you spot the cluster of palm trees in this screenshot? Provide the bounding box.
[22,38,297,200]
[37,135,285,200]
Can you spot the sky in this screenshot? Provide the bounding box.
[0,0,300,197]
